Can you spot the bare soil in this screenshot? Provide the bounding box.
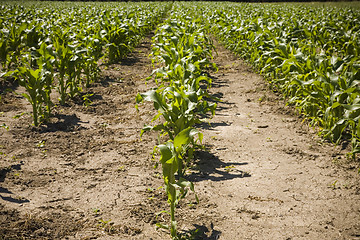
[0,35,359,240]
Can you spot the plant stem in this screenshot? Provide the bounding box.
[32,101,38,126]
[170,191,177,239]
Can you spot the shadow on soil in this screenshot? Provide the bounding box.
[187,150,250,183]
[215,101,235,112]
[211,79,230,89]
[120,56,142,66]
[0,162,29,204]
[71,92,103,106]
[206,95,235,113]
[42,113,85,132]
[206,73,229,89]
[0,194,30,204]
[0,162,23,182]
[208,74,238,113]
[98,75,122,87]
[0,77,18,94]
[196,120,231,130]
[180,223,222,240]
[106,39,150,67]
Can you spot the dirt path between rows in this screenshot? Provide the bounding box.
[195,42,360,240]
[0,35,359,240]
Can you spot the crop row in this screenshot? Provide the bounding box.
[0,2,170,126]
[3,2,358,154]
[1,2,359,238]
[136,3,217,239]
[197,3,360,157]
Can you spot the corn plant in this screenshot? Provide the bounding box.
[82,35,104,88]
[103,23,134,64]
[1,1,171,113]
[12,66,52,127]
[136,85,215,142]
[137,7,217,139]
[155,127,201,239]
[202,2,360,158]
[36,42,55,122]
[0,21,28,71]
[137,4,218,239]
[7,40,55,127]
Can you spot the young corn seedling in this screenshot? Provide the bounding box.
[13,66,52,127]
[136,5,218,239]
[7,41,55,127]
[155,127,200,239]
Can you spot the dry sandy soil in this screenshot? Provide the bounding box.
[0,35,360,240]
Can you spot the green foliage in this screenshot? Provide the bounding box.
[155,128,200,239]
[0,1,171,125]
[202,2,360,158]
[12,50,54,126]
[136,4,217,239]
[0,123,9,131]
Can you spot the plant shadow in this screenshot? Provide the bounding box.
[179,223,221,240]
[202,79,235,113]
[205,94,235,113]
[0,162,23,182]
[98,75,121,88]
[215,100,235,112]
[70,92,103,106]
[120,56,141,66]
[0,162,29,204]
[41,113,85,132]
[0,77,18,95]
[196,121,231,130]
[0,194,30,204]
[186,150,250,183]
[210,76,230,89]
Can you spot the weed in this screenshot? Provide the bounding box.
[117,165,126,172]
[41,149,48,158]
[36,140,45,148]
[97,218,115,233]
[99,122,108,129]
[224,165,235,173]
[82,93,94,108]
[1,123,9,131]
[329,180,338,190]
[258,94,267,103]
[92,208,101,216]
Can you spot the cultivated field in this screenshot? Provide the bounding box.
[1,2,359,239]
